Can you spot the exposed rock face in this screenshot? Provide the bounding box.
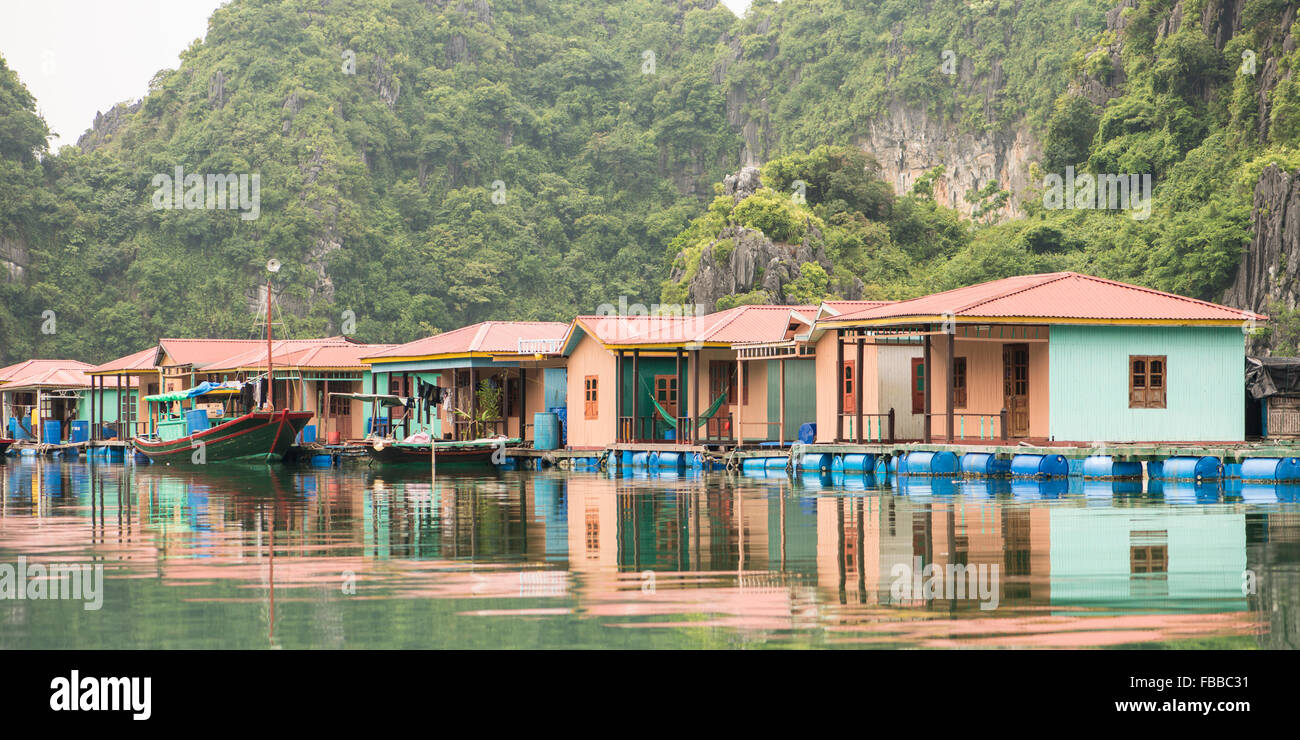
[725,47,1038,222]
[722,165,761,201]
[1223,165,1300,352]
[672,224,845,312]
[76,101,142,152]
[670,167,863,312]
[0,235,29,282]
[855,101,1037,221]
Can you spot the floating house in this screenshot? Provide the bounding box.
[362,321,570,442]
[1244,356,1300,438]
[201,338,394,443]
[86,347,156,440]
[560,305,815,448]
[813,272,1264,444]
[0,359,95,443]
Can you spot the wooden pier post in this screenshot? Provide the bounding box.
[923,329,931,444]
[855,333,864,444]
[675,348,682,443]
[835,329,844,442]
[946,329,955,443]
[779,357,786,448]
[632,349,640,442]
[615,350,624,442]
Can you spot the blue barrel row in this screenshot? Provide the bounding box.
[734,451,1300,483]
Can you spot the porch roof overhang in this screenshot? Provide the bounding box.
[732,340,817,361]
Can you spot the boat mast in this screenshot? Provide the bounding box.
[266,277,274,410]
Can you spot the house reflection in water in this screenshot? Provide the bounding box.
[2,461,1291,647]
[815,496,1051,609]
[1247,510,1300,649]
[1049,507,1248,612]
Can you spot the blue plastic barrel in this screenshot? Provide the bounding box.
[69,421,89,443]
[1241,457,1300,482]
[764,456,787,470]
[802,453,834,472]
[839,453,871,472]
[631,451,650,468]
[533,412,561,451]
[900,451,958,476]
[310,454,333,467]
[1159,456,1223,481]
[42,420,62,444]
[1010,453,1069,479]
[185,409,210,435]
[548,407,568,445]
[1081,455,1143,480]
[960,452,1010,478]
[797,423,817,444]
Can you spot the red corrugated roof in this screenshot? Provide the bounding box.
[0,359,94,389]
[364,322,571,361]
[157,337,370,369]
[821,299,894,315]
[206,340,396,371]
[828,272,1266,323]
[90,347,158,374]
[571,304,816,347]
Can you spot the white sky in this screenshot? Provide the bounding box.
[0,0,753,150]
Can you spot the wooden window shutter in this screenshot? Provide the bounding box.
[584,376,598,419]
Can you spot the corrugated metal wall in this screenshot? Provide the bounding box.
[1048,325,1244,442]
[767,358,816,440]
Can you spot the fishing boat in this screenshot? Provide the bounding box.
[131,265,311,465]
[131,403,312,465]
[364,436,518,467]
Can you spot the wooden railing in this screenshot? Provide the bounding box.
[837,408,896,444]
[923,410,1007,441]
[618,414,735,444]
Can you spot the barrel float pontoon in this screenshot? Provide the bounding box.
[1157,456,1223,481]
[832,453,873,473]
[1010,453,1069,479]
[959,452,1010,478]
[802,453,833,473]
[899,451,958,477]
[1080,455,1143,480]
[1240,457,1300,482]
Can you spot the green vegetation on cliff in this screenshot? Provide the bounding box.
[2,0,1298,363]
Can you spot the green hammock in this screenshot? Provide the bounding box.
[638,379,730,430]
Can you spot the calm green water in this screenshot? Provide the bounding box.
[0,458,1296,649]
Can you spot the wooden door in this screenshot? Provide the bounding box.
[841,360,856,414]
[1003,343,1030,437]
[910,358,925,415]
[653,375,678,417]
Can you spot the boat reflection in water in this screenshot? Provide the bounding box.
[0,459,1296,649]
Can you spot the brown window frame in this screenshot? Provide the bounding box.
[953,356,967,409]
[841,361,856,414]
[584,376,598,420]
[1129,355,1167,409]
